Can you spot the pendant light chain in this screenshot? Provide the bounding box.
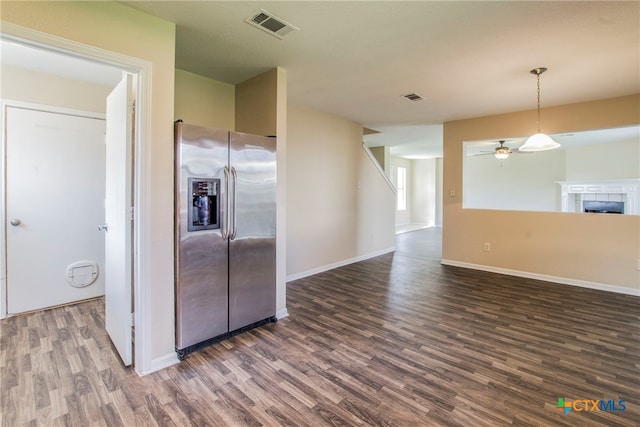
[519,66,560,152]
[536,72,541,133]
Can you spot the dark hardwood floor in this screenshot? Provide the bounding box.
[2,227,639,426]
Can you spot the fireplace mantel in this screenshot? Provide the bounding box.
[556,179,640,214]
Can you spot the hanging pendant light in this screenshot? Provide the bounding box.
[518,67,561,152]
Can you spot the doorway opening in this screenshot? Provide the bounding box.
[1,34,142,369]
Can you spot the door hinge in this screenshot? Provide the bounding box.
[131,312,135,327]
[129,207,134,221]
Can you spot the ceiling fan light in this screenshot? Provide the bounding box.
[518,132,561,152]
[494,151,509,160]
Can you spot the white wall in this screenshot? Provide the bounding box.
[390,156,439,227]
[390,157,411,226]
[463,148,565,211]
[286,104,395,278]
[565,139,640,180]
[411,158,437,227]
[435,158,444,226]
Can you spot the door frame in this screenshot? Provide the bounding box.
[0,23,156,375]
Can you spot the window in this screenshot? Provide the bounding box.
[462,126,640,214]
[397,166,407,211]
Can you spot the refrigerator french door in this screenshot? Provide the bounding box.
[175,121,276,358]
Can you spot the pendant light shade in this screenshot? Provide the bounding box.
[518,67,561,152]
[519,132,561,152]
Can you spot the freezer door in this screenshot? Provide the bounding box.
[175,122,230,350]
[228,132,276,331]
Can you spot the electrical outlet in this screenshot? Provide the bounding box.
[483,242,491,252]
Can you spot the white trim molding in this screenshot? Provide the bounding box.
[276,308,289,320]
[286,246,395,283]
[362,143,396,194]
[441,259,640,297]
[143,353,180,375]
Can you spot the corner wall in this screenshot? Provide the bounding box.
[286,104,395,279]
[235,68,278,136]
[174,68,234,129]
[443,94,640,292]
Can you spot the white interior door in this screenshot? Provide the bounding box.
[5,106,106,314]
[104,73,134,366]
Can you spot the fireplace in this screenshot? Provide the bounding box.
[556,179,639,215]
[583,200,624,214]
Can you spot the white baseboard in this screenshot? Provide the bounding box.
[441,259,640,297]
[138,352,180,376]
[286,246,395,283]
[276,308,289,319]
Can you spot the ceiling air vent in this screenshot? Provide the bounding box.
[403,93,423,102]
[246,9,299,39]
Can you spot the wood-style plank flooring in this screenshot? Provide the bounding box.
[2,227,639,426]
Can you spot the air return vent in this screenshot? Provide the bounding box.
[403,93,423,102]
[246,9,299,39]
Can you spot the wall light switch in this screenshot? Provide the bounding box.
[449,189,456,197]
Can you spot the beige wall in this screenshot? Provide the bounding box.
[287,104,395,278]
[369,146,389,172]
[1,65,113,112]
[174,68,234,129]
[236,68,278,136]
[1,1,177,366]
[443,94,640,290]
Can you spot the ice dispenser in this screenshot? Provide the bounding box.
[188,178,220,231]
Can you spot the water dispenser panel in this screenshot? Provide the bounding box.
[188,178,220,231]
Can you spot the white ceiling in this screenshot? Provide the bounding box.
[117,1,639,158]
[2,2,638,158]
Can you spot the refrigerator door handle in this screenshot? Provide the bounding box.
[222,166,230,240]
[230,166,238,240]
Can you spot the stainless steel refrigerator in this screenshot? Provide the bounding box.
[174,121,276,359]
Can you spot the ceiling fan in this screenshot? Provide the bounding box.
[475,140,528,159]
